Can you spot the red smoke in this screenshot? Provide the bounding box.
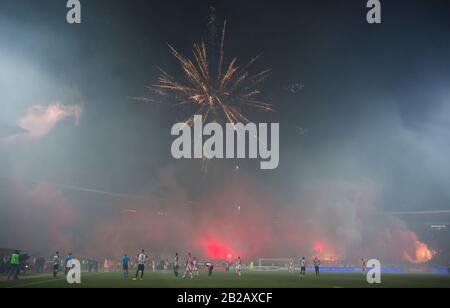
[312,241,337,261]
[0,169,435,265]
[201,238,236,260]
[79,173,436,264]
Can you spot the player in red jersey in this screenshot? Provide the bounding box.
[288,259,295,273]
[183,252,194,279]
[192,257,199,276]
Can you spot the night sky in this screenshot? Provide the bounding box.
[0,0,449,262]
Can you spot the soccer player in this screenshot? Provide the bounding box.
[236,256,242,277]
[174,253,179,277]
[0,254,4,275]
[206,261,214,276]
[300,257,306,277]
[288,259,294,273]
[7,250,20,280]
[65,253,73,276]
[134,249,147,280]
[164,259,169,272]
[122,254,130,278]
[192,257,199,276]
[314,257,321,277]
[53,251,60,278]
[361,258,367,274]
[183,253,193,279]
[103,259,109,272]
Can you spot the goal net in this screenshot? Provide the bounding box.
[257,258,295,272]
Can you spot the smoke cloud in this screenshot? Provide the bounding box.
[0,180,76,254]
[19,103,82,139]
[77,170,433,264]
[1,103,82,144]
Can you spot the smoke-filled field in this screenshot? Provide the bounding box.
[1,0,450,291]
[1,271,450,289]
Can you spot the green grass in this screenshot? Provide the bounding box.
[1,271,449,288]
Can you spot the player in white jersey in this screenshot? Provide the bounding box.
[192,257,199,276]
[300,257,306,277]
[151,259,156,272]
[133,249,147,280]
[103,259,109,272]
[288,259,295,273]
[52,251,60,278]
[235,256,242,277]
[183,253,193,279]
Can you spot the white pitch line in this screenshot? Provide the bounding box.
[5,272,105,288]
[6,277,65,288]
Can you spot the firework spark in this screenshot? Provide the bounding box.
[136,19,273,125]
[283,83,304,94]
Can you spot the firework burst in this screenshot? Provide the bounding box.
[135,19,273,125]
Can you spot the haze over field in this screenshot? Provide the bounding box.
[1,0,449,264]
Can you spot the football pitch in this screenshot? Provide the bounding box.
[1,271,450,288]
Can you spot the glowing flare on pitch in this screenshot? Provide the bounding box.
[404,241,435,264]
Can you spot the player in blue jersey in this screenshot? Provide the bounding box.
[122,254,130,278]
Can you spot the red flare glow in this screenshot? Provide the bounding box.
[201,239,236,260]
[312,241,337,262]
